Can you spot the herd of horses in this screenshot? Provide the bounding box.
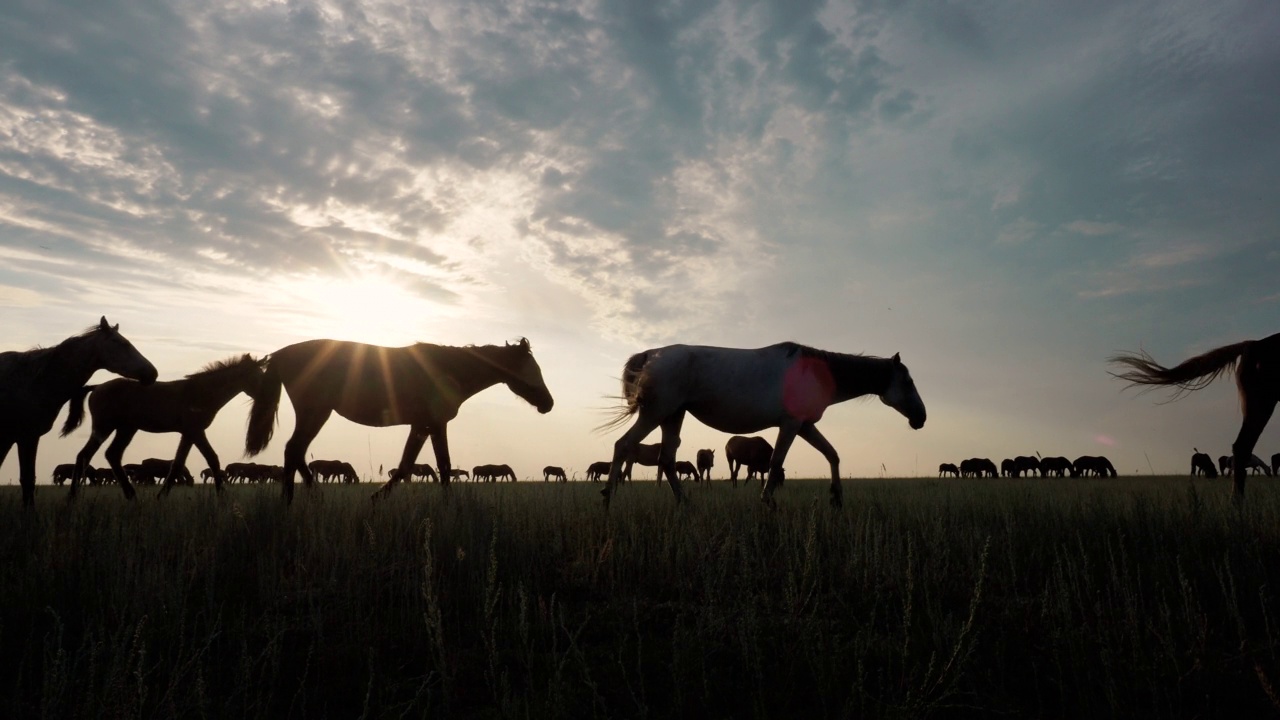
[1,318,1278,509]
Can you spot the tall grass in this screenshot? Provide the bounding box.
[1,477,1278,718]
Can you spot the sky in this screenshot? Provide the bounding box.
[2,0,1279,485]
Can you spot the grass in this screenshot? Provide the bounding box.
[2,475,1279,718]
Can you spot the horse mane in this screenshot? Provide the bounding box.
[776,342,894,397]
[412,339,531,377]
[186,353,258,379]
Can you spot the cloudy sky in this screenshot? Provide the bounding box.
[3,0,1278,485]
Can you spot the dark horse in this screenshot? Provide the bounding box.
[726,435,773,487]
[1190,449,1218,478]
[601,342,925,508]
[696,449,714,482]
[62,354,265,498]
[1111,333,1280,501]
[246,338,553,502]
[0,317,157,507]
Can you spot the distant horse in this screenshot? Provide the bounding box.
[1000,458,1016,477]
[1072,456,1117,478]
[472,464,516,482]
[130,458,194,486]
[450,469,471,481]
[938,463,960,477]
[1219,454,1272,477]
[620,442,662,482]
[244,338,553,502]
[674,460,698,481]
[63,354,265,499]
[1014,456,1041,477]
[51,463,80,485]
[725,436,774,488]
[1111,333,1280,501]
[1218,455,1232,476]
[390,463,440,482]
[200,468,217,483]
[1039,456,1072,477]
[696,449,714,482]
[1190,450,1218,478]
[309,459,359,483]
[960,458,997,478]
[92,467,115,485]
[601,343,925,507]
[543,465,567,482]
[0,317,157,506]
[585,461,610,482]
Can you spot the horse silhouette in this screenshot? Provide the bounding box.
[389,463,439,482]
[585,461,610,482]
[1000,459,1017,477]
[1014,456,1041,477]
[1111,333,1280,501]
[725,436,774,488]
[1039,456,1072,477]
[938,463,960,477]
[0,318,157,506]
[309,460,359,483]
[245,338,552,502]
[543,465,567,482]
[674,460,698,481]
[62,354,264,499]
[600,342,925,508]
[1190,450,1218,478]
[1071,456,1117,478]
[960,458,997,478]
[1219,454,1271,476]
[695,449,715,482]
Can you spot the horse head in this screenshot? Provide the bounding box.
[502,338,554,414]
[881,353,926,430]
[96,316,158,385]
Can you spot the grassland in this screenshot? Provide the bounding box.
[1,476,1279,719]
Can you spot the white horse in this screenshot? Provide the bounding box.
[600,342,926,508]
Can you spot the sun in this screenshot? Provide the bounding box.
[278,271,446,346]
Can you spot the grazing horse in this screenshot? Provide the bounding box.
[309,460,360,483]
[726,436,774,487]
[960,458,998,478]
[938,463,960,477]
[1111,333,1280,501]
[1039,456,1072,477]
[1072,455,1117,478]
[245,338,553,502]
[585,461,610,482]
[1014,456,1041,477]
[674,460,698,481]
[622,442,663,482]
[62,354,265,499]
[0,317,157,507]
[450,468,470,481]
[1190,450,1218,478]
[51,463,80,485]
[1218,455,1233,476]
[389,463,439,482]
[1220,454,1272,477]
[543,465,567,482]
[696,449,714,482]
[1000,458,1016,477]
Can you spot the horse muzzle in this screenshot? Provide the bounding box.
[909,416,925,430]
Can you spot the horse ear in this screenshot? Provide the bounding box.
[520,337,530,351]
[892,352,901,364]
[99,316,110,331]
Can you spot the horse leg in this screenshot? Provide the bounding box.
[657,412,686,503]
[1232,397,1276,503]
[374,425,429,500]
[282,408,332,503]
[729,459,740,488]
[17,437,38,508]
[159,438,195,497]
[104,429,138,500]
[761,423,800,508]
[603,414,663,508]
[70,431,109,499]
[797,423,843,508]
[430,425,451,490]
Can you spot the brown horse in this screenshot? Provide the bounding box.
[585,461,610,482]
[309,459,360,483]
[62,354,265,499]
[622,442,662,482]
[695,449,714,481]
[726,435,773,487]
[1190,450,1218,478]
[674,460,698,481]
[938,463,960,477]
[389,463,439,482]
[0,318,157,506]
[543,465,567,482]
[1071,455,1117,478]
[1112,334,1280,501]
[245,338,552,502]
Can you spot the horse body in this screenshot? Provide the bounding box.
[1039,456,1072,477]
[1112,333,1280,501]
[1000,458,1016,477]
[1014,456,1041,477]
[1190,451,1218,478]
[1220,454,1272,476]
[0,318,157,506]
[245,338,552,502]
[674,460,698,481]
[543,465,567,482]
[938,463,960,477]
[1072,455,1117,478]
[585,461,610,482]
[62,354,264,499]
[695,449,714,481]
[726,436,774,487]
[601,342,924,507]
[960,458,997,478]
[310,459,360,483]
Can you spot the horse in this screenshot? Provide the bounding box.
[1111,333,1280,501]
[960,458,997,478]
[543,465,568,482]
[725,436,774,488]
[0,317,157,507]
[1218,455,1233,476]
[1014,456,1041,477]
[61,354,265,499]
[695,449,714,482]
[938,463,960,477]
[600,342,925,507]
[1190,450,1218,478]
[621,442,662,482]
[1220,454,1272,477]
[309,459,360,483]
[674,460,698,481]
[1039,456,1072,477]
[129,457,194,486]
[51,463,79,485]
[1072,455,1117,478]
[585,461,610,482]
[244,338,553,503]
[389,463,440,482]
[450,468,470,481]
[1000,458,1016,477]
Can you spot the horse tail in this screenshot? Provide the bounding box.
[1109,340,1252,400]
[59,385,97,437]
[245,358,283,456]
[595,350,651,432]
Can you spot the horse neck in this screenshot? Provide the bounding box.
[186,369,250,409]
[826,353,893,402]
[427,345,511,400]
[38,334,105,397]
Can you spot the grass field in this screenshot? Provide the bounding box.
[2,475,1279,719]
